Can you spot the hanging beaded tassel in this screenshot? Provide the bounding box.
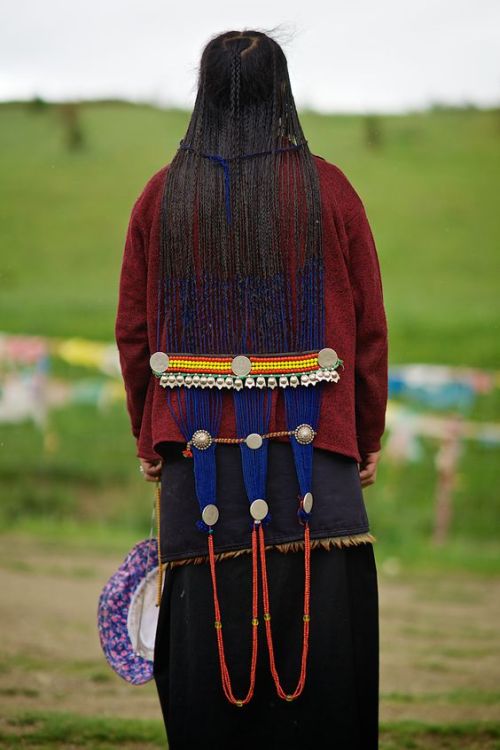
[259,521,311,700]
[258,383,322,700]
[163,384,260,706]
[208,523,260,706]
[233,385,272,524]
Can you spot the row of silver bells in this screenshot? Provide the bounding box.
[159,369,340,390]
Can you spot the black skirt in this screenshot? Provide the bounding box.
[153,443,379,749]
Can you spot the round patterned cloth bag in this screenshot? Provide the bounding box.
[97,497,164,685]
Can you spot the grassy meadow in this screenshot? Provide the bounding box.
[0,100,499,747]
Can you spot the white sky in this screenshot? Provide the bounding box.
[1,0,499,113]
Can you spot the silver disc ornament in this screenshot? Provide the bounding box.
[249,498,269,521]
[317,347,338,368]
[191,429,212,450]
[294,423,316,445]
[202,504,219,526]
[302,492,314,513]
[231,355,252,377]
[150,351,170,373]
[245,433,263,450]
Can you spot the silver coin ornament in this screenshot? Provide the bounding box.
[294,423,316,445]
[202,504,219,526]
[302,492,314,513]
[191,429,212,450]
[150,351,170,373]
[249,498,269,521]
[231,355,252,377]
[317,347,338,368]
[245,433,263,450]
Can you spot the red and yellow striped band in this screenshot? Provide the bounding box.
[168,352,319,375]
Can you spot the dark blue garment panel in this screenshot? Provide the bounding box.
[156,440,370,563]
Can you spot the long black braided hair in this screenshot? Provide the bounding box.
[158,29,325,357]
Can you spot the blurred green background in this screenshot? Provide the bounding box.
[1,100,499,748]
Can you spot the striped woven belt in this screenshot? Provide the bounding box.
[149,347,343,390]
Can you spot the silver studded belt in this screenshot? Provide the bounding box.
[150,347,343,390]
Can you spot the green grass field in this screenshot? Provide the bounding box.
[1,101,499,746]
[1,712,499,749]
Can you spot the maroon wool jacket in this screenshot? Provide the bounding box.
[115,155,388,464]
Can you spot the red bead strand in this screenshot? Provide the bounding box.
[207,525,260,707]
[258,521,311,701]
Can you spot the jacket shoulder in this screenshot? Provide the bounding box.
[311,154,366,221]
[129,163,170,228]
[141,164,170,196]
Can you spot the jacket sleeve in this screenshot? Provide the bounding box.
[114,196,153,458]
[345,205,388,455]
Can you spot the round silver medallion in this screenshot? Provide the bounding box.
[191,429,212,450]
[249,498,268,521]
[202,504,219,526]
[317,347,338,368]
[294,423,316,445]
[246,433,263,450]
[231,355,252,377]
[302,492,314,513]
[149,351,170,373]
